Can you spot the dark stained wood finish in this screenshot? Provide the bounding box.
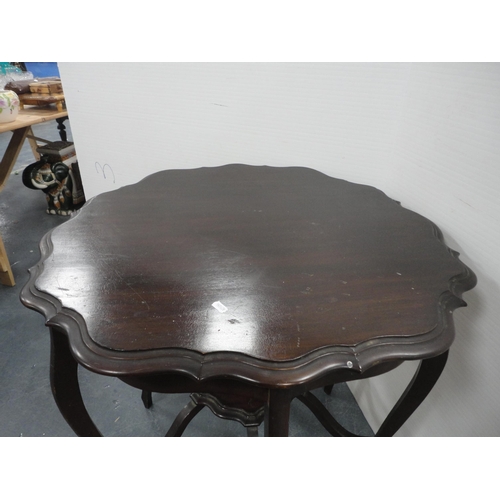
[20,164,477,436]
[49,327,102,437]
[375,350,449,437]
[165,399,204,437]
[297,391,358,437]
[164,392,265,437]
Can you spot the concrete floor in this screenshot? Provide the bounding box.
[0,118,374,437]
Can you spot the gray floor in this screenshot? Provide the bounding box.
[0,119,374,437]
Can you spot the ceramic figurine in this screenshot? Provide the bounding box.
[22,157,75,215]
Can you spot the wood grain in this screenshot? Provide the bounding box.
[21,165,476,385]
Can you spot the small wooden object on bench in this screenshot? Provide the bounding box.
[29,80,63,95]
[19,93,66,112]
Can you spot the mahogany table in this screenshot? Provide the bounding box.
[20,164,476,436]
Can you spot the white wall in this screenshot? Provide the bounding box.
[350,63,500,436]
[58,62,499,436]
[58,63,409,199]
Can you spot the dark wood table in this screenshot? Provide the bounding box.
[20,164,476,436]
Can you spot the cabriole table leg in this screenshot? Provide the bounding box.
[165,400,204,437]
[376,351,449,437]
[50,328,102,437]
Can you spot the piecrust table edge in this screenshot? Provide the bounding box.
[19,166,478,388]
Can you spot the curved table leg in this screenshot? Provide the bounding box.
[50,328,102,436]
[376,351,449,437]
[165,400,205,437]
[140,351,447,438]
[164,392,264,437]
[297,392,358,437]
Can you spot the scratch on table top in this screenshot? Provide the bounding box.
[114,269,150,310]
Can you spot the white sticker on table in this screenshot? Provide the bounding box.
[212,301,228,313]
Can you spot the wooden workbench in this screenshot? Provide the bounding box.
[0,105,69,286]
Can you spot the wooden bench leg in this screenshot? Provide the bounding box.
[0,233,15,286]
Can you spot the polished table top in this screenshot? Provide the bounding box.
[21,165,476,435]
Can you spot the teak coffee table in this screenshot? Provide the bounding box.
[20,165,476,436]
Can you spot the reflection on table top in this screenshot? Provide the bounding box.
[26,165,476,380]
